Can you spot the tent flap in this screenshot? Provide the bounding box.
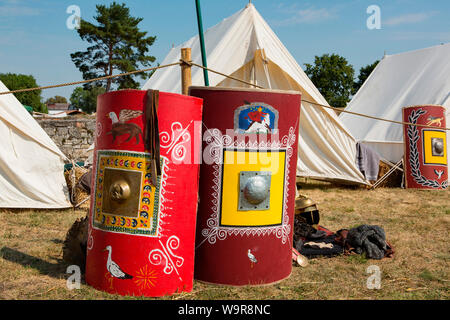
[341,43,450,166]
[0,80,71,208]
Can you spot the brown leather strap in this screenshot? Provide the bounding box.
[152,91,161,176]
[145,90,161,187]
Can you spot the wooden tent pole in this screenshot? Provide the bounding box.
[371,159,403,189]
[181,48,192,95]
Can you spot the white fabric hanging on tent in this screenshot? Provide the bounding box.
[340,43,450,179]
[0,80,71,208]
[143,4,368,185]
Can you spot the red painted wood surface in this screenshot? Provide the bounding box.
[403,105,447,190]
[85,89,203,296]
[190,87,301,286]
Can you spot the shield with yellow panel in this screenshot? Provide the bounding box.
[85,89,203,297]
[220,149,285,227]
[189,87,301,286]
[403,105,448,189]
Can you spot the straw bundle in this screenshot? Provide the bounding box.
[64,165,91,209]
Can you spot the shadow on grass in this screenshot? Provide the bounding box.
[0,246,70,279]
[297,182,361,191]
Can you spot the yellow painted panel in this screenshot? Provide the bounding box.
[423,130,447,165]
[220,149,286,227]
[93,150,161,236]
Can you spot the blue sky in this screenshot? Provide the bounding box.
[0,0,449,101]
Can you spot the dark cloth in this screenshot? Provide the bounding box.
[293,216,342,258]
[293,216,327,242]
[356,142,381,181]
[295,235,344,258]
[293,221,394,260]
[345,225,391,260]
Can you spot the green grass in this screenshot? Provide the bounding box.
[0,186,449,300]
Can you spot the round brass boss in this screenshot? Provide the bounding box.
[109,180,131,201]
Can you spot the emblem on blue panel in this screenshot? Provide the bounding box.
[234,102,279,134]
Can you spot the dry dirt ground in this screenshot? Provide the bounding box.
[0,184,448,300]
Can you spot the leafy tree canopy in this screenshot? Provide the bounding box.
[70,86,106,114]
[0,73,47,113]
[45,95,68,105]
[304,54,355,109]
[353,60,379,95]
[70,2,157,92]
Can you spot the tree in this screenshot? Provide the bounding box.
[45,95,68,105]
[353,60,379,94]
[0,73,47,113]
[70,86,106,114]
[304,54,355,109]
[70,2,157,92]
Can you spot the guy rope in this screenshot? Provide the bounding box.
[1,52,448,131]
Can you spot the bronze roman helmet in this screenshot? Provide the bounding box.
[295,196,320,226]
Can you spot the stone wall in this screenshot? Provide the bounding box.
[37,118,96,161]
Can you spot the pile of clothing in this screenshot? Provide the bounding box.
[293,219,344,258]
[293,196,394,263]
[335,225,394,259]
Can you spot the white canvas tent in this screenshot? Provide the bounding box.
[0,80,72,208]
[340,43,450,183]
[143,3,369,185]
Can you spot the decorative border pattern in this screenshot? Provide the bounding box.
[156,121,193,238]
[90,120,193,238]
[200,127,297,245]
[148,235,184,281]
[91,150,167,237]
[407,109,448,189]
[159,121,193,163]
